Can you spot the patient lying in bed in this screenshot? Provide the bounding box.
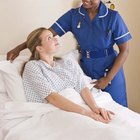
[22,27,114,124]
[1,27,140,140]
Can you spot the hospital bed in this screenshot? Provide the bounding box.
[0,51,140,140]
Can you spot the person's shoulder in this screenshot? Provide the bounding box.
[56,58,72,65]
[108,8,121,17]
[25,60,41,70]
[63,59,79,69]
[56,58,73,68]
[63,58,74,65]
[25,60,38,66]
[67,7,80,15]
[56,58,79,69]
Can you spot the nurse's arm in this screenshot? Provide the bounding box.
[7,42,27,61]
[48,27,58,36]
[106,41,129,82]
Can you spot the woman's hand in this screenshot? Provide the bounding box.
[93,77,110,89]
[92,107,115,122]
[85,110,111,124]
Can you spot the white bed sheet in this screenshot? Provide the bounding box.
[0,92,11,103]
[0,88,140,140]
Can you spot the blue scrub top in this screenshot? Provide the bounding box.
[51,1,132,107]
[51,1,132,51]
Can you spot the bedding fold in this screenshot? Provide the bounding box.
[0,88,140,140]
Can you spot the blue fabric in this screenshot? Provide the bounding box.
[51,2,131,107]
[80,47,114,59]
[80,51,127,107]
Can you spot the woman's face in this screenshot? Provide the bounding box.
[82,0,100,9]
[38,30,60,54]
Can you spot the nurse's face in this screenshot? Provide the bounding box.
[82,0,100,9]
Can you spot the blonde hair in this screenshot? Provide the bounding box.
[26,27,46,60]
[22,27,61,75]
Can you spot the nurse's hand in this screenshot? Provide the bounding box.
[7,42,26,61]
[7,48,20,62]
[93,77,110,89]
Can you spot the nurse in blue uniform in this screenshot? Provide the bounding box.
[49,0,132,107]
[7,0,132,107]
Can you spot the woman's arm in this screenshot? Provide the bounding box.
[81,87,98,111]
[81,87,114,121]
[47,92,109,123]
[47,92,87,115]
[94,41,129,89]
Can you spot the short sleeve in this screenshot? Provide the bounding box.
[23,61,56,100]
[51,9,73,36]
[113,12,132,45]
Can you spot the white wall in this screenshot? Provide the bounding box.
[0,0,140,113]
[114,0,140,113]
[0,0,81,55]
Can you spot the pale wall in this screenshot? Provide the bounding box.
[0,0,79,55]
[113,0,140,113]
[0,0,139,113]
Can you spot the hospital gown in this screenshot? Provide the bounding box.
[23,59,86,103]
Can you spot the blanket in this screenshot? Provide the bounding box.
[0,88,140,140]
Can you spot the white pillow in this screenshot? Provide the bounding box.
[0,92,11,103]
[0,55,29,102]
[0,55,6,92]
[0,73,6,92]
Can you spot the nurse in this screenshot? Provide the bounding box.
[7,0,132,107]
